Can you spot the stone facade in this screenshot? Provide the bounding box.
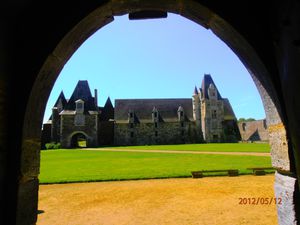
[113,74,240,145]
[114,122,200,146]
[42,74,240,148]
[41,80,114,148]
[114,98,203,145]
[198,74,241,142]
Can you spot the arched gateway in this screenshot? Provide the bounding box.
[1,1,300,224]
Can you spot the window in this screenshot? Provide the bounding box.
[77,103,83,109]
[155,131,158,137]
[242,123,246,131]
[181,130,184,136]
[130,123,134,128]
[213,134,218,141]
[130,112,133,118]
[75,99,84,114]
[74,114,85,126]
[154,122,158,128]
[180,111,184,117]
[212,110,217,119]
[130,131,134,138]
[181,122,184,127]
[154,112,158,117]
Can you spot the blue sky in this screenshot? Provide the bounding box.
[43,13,265,123]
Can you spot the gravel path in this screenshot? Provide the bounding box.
[37,175,277,225]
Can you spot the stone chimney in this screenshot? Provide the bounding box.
[94,89,98,106]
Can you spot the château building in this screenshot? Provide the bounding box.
[41,74,241,148]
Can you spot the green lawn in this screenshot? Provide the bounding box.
[39,149,272,184]
[100,143,270,153]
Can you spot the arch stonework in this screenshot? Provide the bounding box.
[69,131,89,148]
[1,1,300,224]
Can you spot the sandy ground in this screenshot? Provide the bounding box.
[84,148,270,156]
[37,175,277,225]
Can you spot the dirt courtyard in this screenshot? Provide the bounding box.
[37,175,278,225]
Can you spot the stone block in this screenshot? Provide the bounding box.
[16,178,39,225]
[20,139,40,177]
[269,123,290,171]
[274,172,298,225]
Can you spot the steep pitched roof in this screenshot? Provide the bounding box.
[48,91,68,120]
[100,97,114,121]
[193,86,199,95]
[63,80,98,112]
[223,98,237,120]
[201,74,222,100]
[115,98,193,123]
[53,91,67,108]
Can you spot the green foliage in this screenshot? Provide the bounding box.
[39,147,272,184]
[45,142,61,150]
[106,143,270,153]
[238,118,256,122]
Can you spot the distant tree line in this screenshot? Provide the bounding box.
[237,118,256,122]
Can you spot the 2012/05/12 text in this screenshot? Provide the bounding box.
[238,197,282,205]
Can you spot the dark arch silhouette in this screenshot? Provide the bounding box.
[70,133,87,148]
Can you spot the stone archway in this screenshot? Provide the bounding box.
[12,1,298,224]
[70,132,88,148]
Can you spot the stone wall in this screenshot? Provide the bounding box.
[60,114,98,147]
[201,98,224,142]
[114,121,202,146]
[40,123,51,149]
[222,120,241,142]
[238,119,269,142]
[98,121,114,145]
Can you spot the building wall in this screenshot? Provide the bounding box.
[222,120,241,142]
[98,121,114,145]
[201,98,224,142]
[60,114,98,147]
[114,121,202,146]
[238,119,269,142]
[40,123,52,149]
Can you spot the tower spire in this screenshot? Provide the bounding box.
[194,86,199,95]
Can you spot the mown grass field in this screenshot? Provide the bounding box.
[101,143,270,152]
[39,143,272,184]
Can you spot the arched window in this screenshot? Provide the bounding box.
[242,123,246,131]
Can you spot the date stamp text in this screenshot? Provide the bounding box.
[238,197,282,205]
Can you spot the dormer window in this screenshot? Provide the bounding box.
[75,99,84,114]
[152,107,159,122]
[177,106,184,121]
[208,83,217,100]
[128,110,134,123]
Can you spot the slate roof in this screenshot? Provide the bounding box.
[53,91,67,108]
[48,91,68,120]
[99,97,114,121]
[115,98,193,123]
[201,74,222,100]
[62,80,98,114]
[223,98,237,120]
